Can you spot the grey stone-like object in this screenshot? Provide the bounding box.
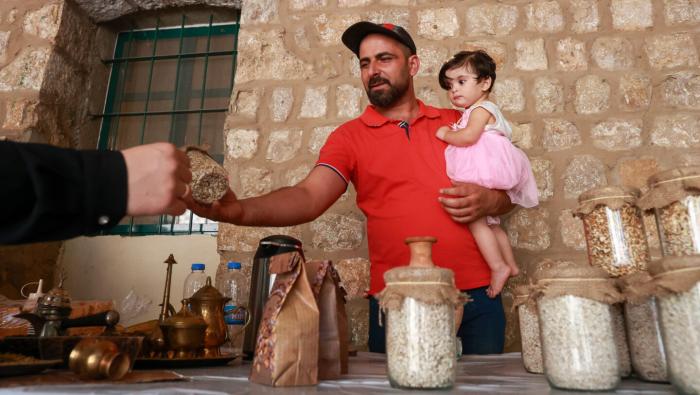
[186,147,228,204]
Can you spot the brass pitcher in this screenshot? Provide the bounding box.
[188,276,230,357]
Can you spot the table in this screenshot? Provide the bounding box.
[0,352,676,394]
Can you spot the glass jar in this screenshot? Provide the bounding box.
[611,304,632,378]
[624,298,668,382]
[513,285,543,374]
[649,257,700,394]
[640,167,700,257]
[379,237,461,389]
[576,186,650,277]
[534,264,622,391]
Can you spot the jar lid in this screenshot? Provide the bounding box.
[162,301,207,328]
[574,186,639,215]
[191,263,205,271]
[533,262,622,304]
[378,267,462,310]
[648,256,700,296]
[638,166,700,210]
[616,271,655,304]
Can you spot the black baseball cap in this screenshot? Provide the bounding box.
[342,21,417,57]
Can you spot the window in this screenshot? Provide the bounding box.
[97,15,238,235]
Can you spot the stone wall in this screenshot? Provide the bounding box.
[224,0,700,351]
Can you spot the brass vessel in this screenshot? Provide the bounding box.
[159,301,208,358]
[188,277,230,357]
[68,338,130,380]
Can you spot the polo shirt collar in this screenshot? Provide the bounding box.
[359,100,441,127]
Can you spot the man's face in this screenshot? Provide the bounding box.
[358,34,414,108]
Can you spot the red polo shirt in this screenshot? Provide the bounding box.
[317,100,491,294]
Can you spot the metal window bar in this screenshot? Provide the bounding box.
[97,16,239,236]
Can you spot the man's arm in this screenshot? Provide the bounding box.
[438,182,514,224]
[186,165,347,226]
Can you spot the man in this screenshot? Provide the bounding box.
[187,22,512,354]
[1,141,191,244]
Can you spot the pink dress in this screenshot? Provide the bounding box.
[444,101,538,224]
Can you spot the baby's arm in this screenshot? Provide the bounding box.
[436,107,492,147]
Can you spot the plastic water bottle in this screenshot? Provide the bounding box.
[217,261,247,355]
[183,263,207,300]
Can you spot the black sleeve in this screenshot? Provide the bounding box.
[0,141,128,245]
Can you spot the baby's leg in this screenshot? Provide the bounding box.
[491,225,519,276]
[468,218,510,298]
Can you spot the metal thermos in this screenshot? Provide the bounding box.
[242,235,303,360]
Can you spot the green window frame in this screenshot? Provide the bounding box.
[97,16,238,235]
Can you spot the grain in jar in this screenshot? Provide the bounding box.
[575,186,650,277]
[533,264,622,391]
[649,256,700,395]
[513,285,543,374]
[639,167,700,257]
[377,237,463,389]
[617,272,668,382]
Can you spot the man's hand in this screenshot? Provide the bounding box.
[122,143,192,216]
[184,188,243,224]
[438,182,513,223]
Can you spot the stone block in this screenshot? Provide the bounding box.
[24,3,62,41]
[290,0,326,10]
[236,29,313,83]
[534,76,564,114]
[339,0,372,6]
[562,155,608,199]
[2,99,38,130]
[417,86,442,107]
[300,86,328,119]
[645,33,699,70]
[505,207,551,251]
[590,119,643,151]
[614,157,659,191]
[493,78,525,113]
[235,166,274,199]
[651,114,700,147]
[309,125,336,155]
[337,84,364,119]
[269,87,293,122]
[556,37,587,71]
[661,71,700,109]
[285,164,312,186]
[663,0,700,25]
[515,38,547,71]
[611,0,653,30]
[591,37,635,70]
[417,45,450,77]
[241,0,278,24]
[463,41,507,70]
[525,0,564,32]
[366,9,411,27]
[417,8,459,40]
[71,0,136,23]
[294,25,311,51]
[334,257,370,299]
[310,213,365,251]
[543,119,581,152]
[0,48,51,92]
[465,3,518,36]
[570,0,600,33]
[574,75,610,114]
[511,123,533,150]
[559,209,586,251]
[226,129,259,159]
[619,73,652,111]
[532,157,553,202]
[266,129,303,163]
[231,89,260,119]
[313,13,361,47]
[218,224,303,252]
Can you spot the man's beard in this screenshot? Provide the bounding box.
[366,75,409,108]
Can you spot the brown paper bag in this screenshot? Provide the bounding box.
[305,260,349,380]
[250,251,319,387]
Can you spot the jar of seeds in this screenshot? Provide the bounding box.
[513,285,543,374]
[575,186,650,277]
[533,264,623,391]
[639,167,700,257]
[377,237,463,390]
[617,272,668,382]
[649,256,700,394]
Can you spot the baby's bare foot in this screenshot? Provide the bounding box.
[488,266,511,298]
[509,265,520,277]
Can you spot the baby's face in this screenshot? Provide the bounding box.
[444,66,490,108]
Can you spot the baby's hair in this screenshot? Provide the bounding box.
[438,50,496,92]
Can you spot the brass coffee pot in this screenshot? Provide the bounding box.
[160,300,207,358]
[188,277,230,357]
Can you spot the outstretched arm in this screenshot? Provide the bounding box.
[436,107,492,147]
[185,165,347,226]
